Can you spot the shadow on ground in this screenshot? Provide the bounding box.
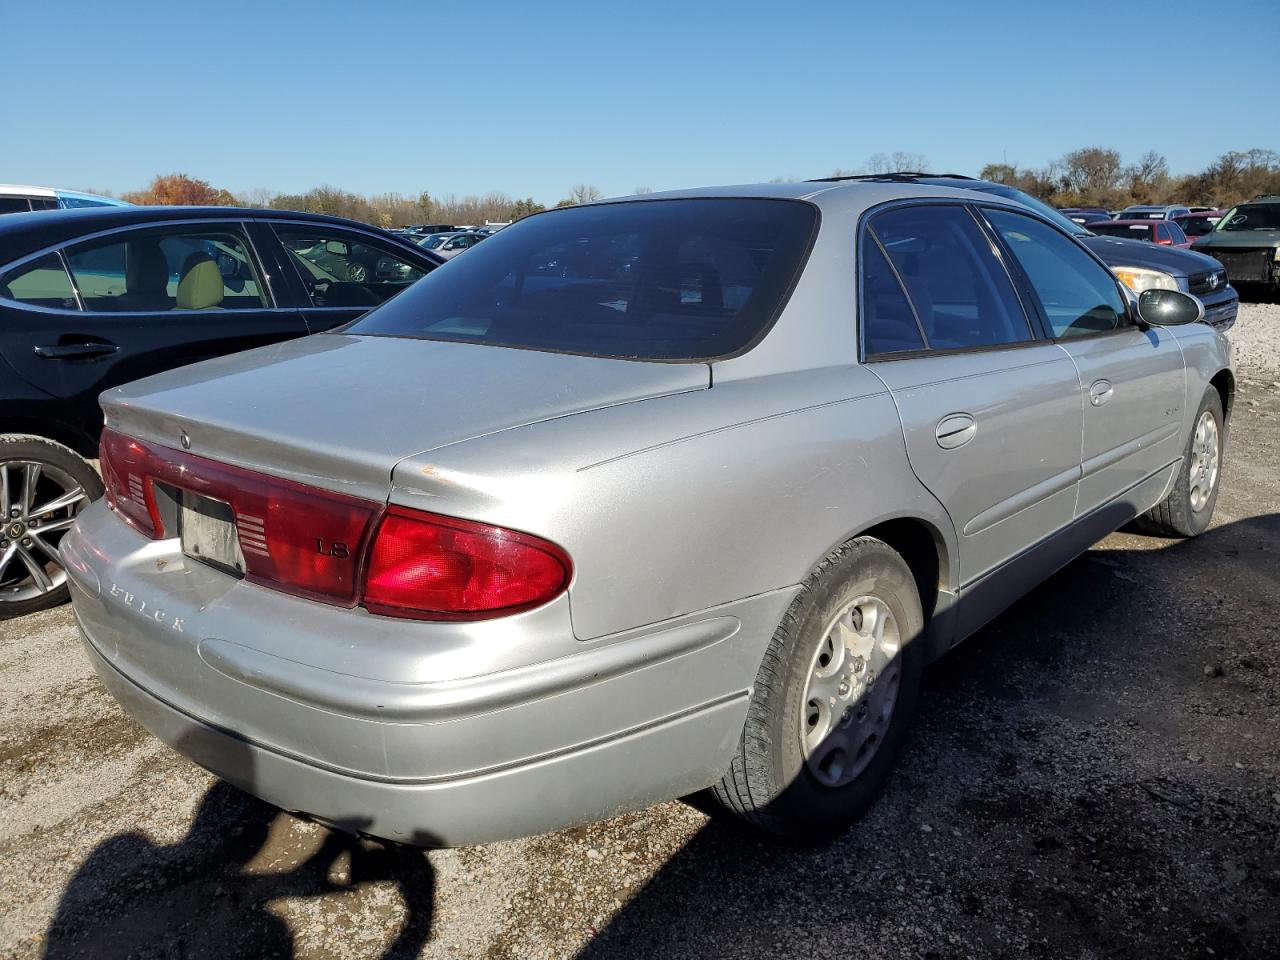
[40,734,435,959]
[578,515,1280,959]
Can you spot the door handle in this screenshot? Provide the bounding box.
[33,342,119,360]
[935,413,977,449]
[1089,379,1114,407]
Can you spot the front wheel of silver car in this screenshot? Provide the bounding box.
[1136,388,1225,538]
[0,435,103,620]
[711,537,924,842]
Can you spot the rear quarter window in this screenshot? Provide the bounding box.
[346,198,818,361]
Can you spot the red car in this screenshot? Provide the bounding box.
[1172,210,1225,241]
[1089,218,1192,248]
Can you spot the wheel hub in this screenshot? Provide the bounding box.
[800,594,903,788]
[0,458,87,603]
[1188,410,1220,513]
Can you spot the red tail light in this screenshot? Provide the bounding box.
[99,430,572,619]
[100,429,378,604]
[100,430,164,537]
[363,507,572,620]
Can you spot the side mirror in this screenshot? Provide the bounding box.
[324,240,350,256]
[1137,289,1204,327]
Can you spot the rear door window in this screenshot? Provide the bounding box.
[64,226,269,313]
[347,198,818,361]
[0,254,79,309]
[0,197,33,215]
[860,234,925,356]
[867,204,1032,350]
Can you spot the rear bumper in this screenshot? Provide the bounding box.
[65,501,794,845]
[81,636,745,846]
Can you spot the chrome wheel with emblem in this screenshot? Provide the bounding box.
[0,435,103,619]
[801,595,903,788]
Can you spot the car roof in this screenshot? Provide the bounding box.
[606,179,1022,218]
[0,205,425,267]
[0,183,57,198]
[1100,219,1157,226]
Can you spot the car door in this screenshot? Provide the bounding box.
[0,219,307,436]
[860,202,1084,599]
[269,222,434,332]
[981,206,1187,518]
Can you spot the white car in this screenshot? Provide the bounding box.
[417,231,485,260]
[0,184,129,215]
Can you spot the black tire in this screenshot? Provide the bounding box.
[712,537,925,841]
[0,434,103,620]
[1135,389,1225,538]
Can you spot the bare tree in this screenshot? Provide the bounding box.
[633,185,653,194]
[569,184,603,204]
[1057,147,1126,205]
[864,152,930,174]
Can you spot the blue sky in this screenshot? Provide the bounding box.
[5,0,1276,204]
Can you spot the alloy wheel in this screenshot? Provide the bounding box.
[0,459,87,604]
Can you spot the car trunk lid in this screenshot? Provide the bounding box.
[100,333,710,502]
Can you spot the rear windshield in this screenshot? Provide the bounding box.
[1177,216,1216,236]
[346,198,818,361]
[1090,222,1155,240]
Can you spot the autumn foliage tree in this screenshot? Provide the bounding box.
[122,173,238,206]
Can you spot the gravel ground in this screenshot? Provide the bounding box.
[2,303,1279,959]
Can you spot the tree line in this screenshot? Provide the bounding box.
[119,176,609,226]
[113,147,1280,227]
[977,147,1280,209]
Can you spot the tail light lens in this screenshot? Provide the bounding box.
[99,429,378,604]
[363,507,572,620]
[99,430,572,619]
[100,430,163,537]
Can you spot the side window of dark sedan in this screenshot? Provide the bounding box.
[983,208,1128,338]
[0,254,79,309]
[867,205,1032,351]
[64,227,269,313]
[275,226,428,308]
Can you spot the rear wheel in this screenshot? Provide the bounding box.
[712,537,924,841]
[0,435,103,619]
[1136,389,1224,538]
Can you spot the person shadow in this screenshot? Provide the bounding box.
[40,733,435,959]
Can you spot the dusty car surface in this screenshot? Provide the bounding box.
[64,182,1234,846]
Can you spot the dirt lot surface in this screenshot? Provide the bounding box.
[2,303,1278,960]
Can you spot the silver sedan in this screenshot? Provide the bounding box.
[64,181,1233,845]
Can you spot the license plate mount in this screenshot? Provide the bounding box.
[178,489,246,576]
